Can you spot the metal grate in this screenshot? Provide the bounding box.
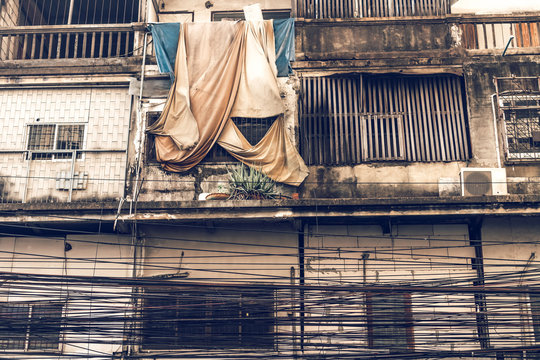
[27,304,63,350]
[366,293,413,351]
[300,74,470,165]
[27,124,85,160]
[212,10,291,21]
[146,114,276,164]
[0,303,29,350]
[497,77,540,161]
[203,117,276,163]
[296,0,450,19]
[142,288,275,350]
[0,303,62,351]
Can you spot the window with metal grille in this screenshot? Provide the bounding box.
[366,293,414,351]
[203,117,276,163]
[0,303,63,351]
[496,77,540,161]
[211,10,291,21]
[27,124,85,160]
[146,113,275,164]
[300,74,471,165]
[142,288,275,349]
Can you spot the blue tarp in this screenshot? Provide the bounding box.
[149,20,295,79]
[149,23,181,79]
[273,18,295,77]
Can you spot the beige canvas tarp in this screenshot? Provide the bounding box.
[147,20,309,186]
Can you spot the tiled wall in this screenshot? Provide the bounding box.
[0,87,132,202]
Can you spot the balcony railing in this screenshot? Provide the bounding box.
[458,15,540,50]
[0,23,147,61]
[296,0,450,19]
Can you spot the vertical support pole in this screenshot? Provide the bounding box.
[469,216,491,350]
[22,152,31,203]
[68,150,76,202]
[298,221,305,353]
[290,266,297,358]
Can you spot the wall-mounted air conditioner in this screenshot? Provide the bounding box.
[460,168,507,196]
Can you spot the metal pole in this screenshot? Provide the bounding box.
[22,152,31,203]
[67,0,75,24]
[68,150,76,202]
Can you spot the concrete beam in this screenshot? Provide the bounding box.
[0,195,538,224]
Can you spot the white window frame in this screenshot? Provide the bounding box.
[499,94,540,161]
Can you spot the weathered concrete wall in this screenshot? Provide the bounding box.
[463,57,540,167]
[161,0,291,22]
[300,162,466,198]
[0,86,131,202]
[296,18,453,61]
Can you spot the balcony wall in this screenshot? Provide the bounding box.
[295,14,540,63]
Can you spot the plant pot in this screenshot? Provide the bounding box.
[205,193,230,200]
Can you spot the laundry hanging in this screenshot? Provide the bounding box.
[147,21,308,185]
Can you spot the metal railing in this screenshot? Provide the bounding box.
[458,15,540,50]
[0,23,146,61]
[296,0,450,19]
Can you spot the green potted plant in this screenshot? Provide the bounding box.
[227,163,279,200]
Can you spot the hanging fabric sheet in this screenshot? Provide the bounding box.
[273,18,295,77]
[149,20,295,78]
[147,21,308,185]
[149,23,181,79]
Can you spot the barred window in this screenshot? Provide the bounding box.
[146,112,276,164]
[366,293,414,351]
[497,77,540,161]
[0,303,63,351]
[203,117,276,163]
[212,10,291,21]
[300,74,471,165]
[142,288,275,349]
[27,124,85,160]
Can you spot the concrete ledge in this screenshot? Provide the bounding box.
[0,195,538,223]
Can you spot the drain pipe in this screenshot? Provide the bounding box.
[491,94,502,168]
[131,31,148,214]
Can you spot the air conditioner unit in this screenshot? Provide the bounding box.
[460,168,507,196]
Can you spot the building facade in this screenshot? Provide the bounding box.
[0,0,540,359]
